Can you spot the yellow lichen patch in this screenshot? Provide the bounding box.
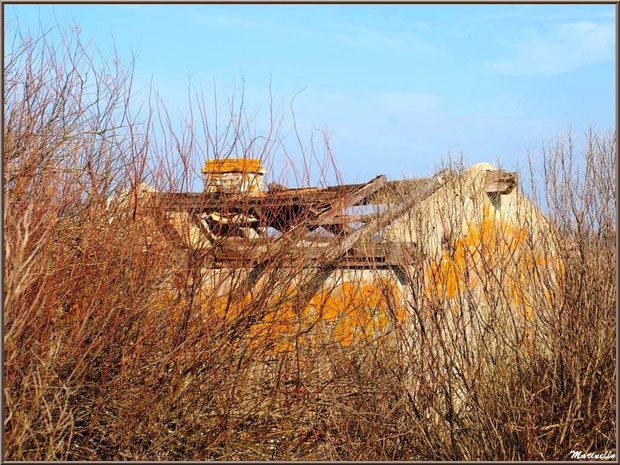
[201,158,265,174]
[155,278,406,355]
[305,280,405,346]
[424,204,560,319]
[246,290,299,353]
[238,280,406,352]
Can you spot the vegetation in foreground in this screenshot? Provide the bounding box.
[3,27,616,461]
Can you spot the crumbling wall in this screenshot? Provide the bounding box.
[385,163,562,350]
[161,266,407,354]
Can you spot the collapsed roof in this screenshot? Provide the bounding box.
[134,160,517,304]
[147,165,516,269]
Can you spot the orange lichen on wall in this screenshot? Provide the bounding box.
[305,280,406,346]
[201,158,265,174]
[243,280,405,353]
[424,204,561,319]
[157,278,405,355]
[247,290,299,353]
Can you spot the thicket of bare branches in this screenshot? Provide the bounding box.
[3,26,616,461]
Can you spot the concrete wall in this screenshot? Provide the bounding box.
[381,163,561,345]
[145,164,561,351]
[385,163,553,258]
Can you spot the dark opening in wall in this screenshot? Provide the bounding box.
[488,192,501,210]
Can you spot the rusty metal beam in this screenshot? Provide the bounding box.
[321,173,446,263]
[291,175,445,309]
[250,175,385,264]
[221,175,386,296]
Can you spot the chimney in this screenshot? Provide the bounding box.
[201,158,265,194]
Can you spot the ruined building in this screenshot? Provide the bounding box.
[123,157,560,350]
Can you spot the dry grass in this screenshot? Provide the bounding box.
[3,26,616,461]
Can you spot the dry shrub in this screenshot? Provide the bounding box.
[3,25,616,461]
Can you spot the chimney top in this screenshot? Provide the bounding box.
[201,158,265,175]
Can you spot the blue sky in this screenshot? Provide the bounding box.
[4,3,616,185]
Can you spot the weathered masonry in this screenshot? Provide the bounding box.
[150,159,518,261]
[141,159,531,299]
[125,158,560,350]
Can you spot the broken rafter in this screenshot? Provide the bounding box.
[309,214,369,226]
[261,175,385,258]
[212,239,410,264]
[322,173,447,263]
[229,175,387,294]
[296,172,448,306]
